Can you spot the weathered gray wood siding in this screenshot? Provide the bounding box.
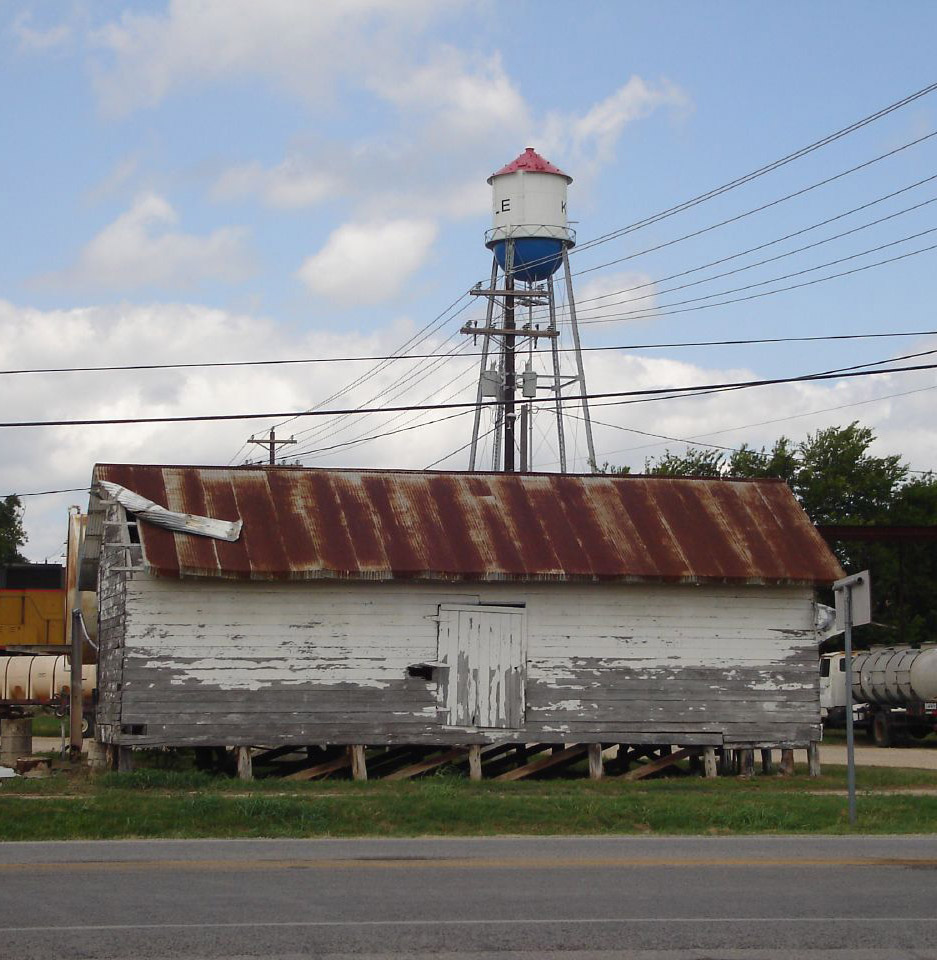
[94,505,132,743]
[106,573,820,749]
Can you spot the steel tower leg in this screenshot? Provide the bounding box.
[563,247,596,472]
[468,256,499,471]
[547,274,567,473]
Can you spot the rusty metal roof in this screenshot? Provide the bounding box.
[88,464,844,585]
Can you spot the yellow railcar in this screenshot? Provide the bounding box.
[0,565,66,649]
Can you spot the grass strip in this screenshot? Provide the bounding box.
[3,771,937,839]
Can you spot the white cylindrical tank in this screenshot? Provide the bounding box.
[852,646,937,705]
[486,147,574,283]
[0,655,96,704]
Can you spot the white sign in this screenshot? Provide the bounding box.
[832,570,872,633]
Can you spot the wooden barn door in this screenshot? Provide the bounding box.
[437,604,526,729]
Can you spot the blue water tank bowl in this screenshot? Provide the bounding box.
[491,237,564,283]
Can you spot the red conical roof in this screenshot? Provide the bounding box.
[488,147,572,184]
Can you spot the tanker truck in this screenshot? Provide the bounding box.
[0,655,97,735]
[820,646,937,746]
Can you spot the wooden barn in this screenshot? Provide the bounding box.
[79,464,843,778]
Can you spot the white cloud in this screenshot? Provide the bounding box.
[540,75,690,185]
[374,48,528,141]
[89,0,452,115]
[297,219,438,305]
[44,193,251,292]
[212,159,341,209]
[12,11,72,52]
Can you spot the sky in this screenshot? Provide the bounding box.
[2,0,937,561]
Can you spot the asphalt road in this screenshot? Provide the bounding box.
[1,836,936,959]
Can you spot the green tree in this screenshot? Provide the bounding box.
[727,438,798,483]
[792,422,906,525]
[0,495,28,564]
[643,447,725,477]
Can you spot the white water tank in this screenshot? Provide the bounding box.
[486,147,574,282]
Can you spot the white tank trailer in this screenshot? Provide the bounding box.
[820,646,937,746]
[0,655,97,734]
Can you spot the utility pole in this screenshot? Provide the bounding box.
[502,242,516,472]
[248,428,296,465]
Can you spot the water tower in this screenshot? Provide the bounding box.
[462,147,595,472]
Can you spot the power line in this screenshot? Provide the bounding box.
[425,425,498,470]
[6,329,936,380]
[288,356,478,462]
[283,333,473,452]
[563,172,937,310]
[582,382,937,460]
[2,487,90,499]
[255,292,472,443]
[5,360,937,430]
[563,131,937,284]
[573,81,937,253]
[576,237,937,326]
[568,193,937,319]
[573,224,937,321]
[277,407,477,461]
[291,346,937,462]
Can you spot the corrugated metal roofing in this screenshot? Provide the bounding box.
[89,464,844,585]
[488,147,572,183]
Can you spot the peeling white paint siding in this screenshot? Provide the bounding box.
[111,575,819,747]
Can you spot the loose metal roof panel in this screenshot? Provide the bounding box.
[89,464,844,585]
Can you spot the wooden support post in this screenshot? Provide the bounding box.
[117,746,134,773]
[760,749,773,775]
[237,746,253,781]
[739,748,755,778]
[780,748,795,776]
[350,744,368,782]
[587,743,604,780]
[719,749,734,776]
[703,746,718,779]
[468,745,483,781]
[807,741,821,777]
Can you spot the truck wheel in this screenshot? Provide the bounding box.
[81,714,95,737]
[872,711,893,748]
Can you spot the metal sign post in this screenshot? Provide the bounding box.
[832,570,871,825]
